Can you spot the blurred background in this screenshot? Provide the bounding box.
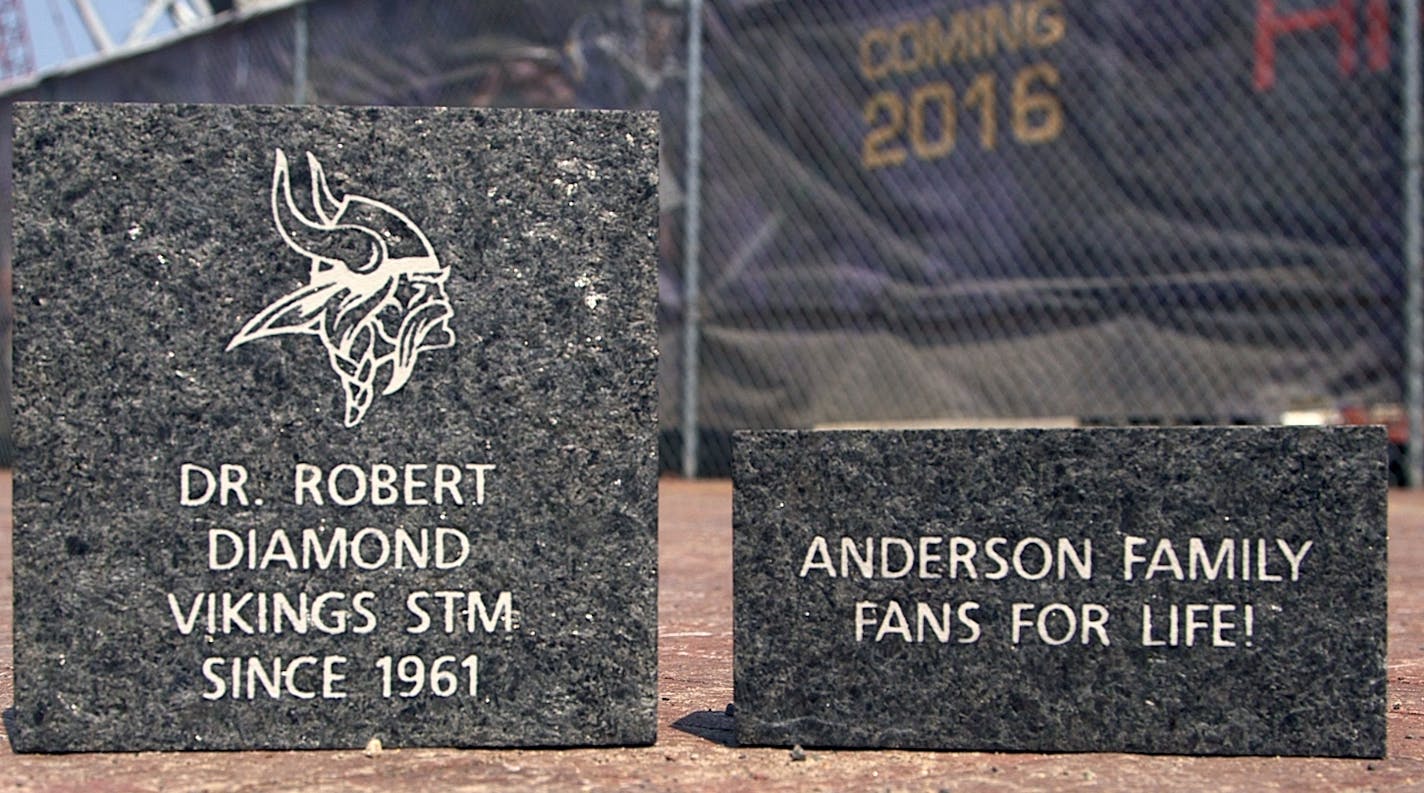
[0,0,1415,482]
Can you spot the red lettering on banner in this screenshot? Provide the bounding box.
[1253,0,1391,91]
[1366,0,1388,72]
[1254,0,1356,91]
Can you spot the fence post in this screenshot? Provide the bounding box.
[680,0,706,478]
[1407,0,1423,487]
[293,3,309,105]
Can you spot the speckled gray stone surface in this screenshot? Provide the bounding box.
[733,427,1386,757]
[12,103,658,751]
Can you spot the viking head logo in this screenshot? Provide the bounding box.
[228,149,456,426]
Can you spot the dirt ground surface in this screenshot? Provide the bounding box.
[3,473,1424,791]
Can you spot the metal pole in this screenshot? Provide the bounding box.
[680,0,705,478]
[292,3,308,105]
[1407,0,1423,487]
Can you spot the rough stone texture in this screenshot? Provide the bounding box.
[11,103,658,751]
[11,477,1424,789]
[733,427,1387,757]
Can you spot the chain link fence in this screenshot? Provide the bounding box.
[1,0,1417,479]
[673,0,1410,476]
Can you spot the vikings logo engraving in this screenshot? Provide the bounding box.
[228,149,456,427]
